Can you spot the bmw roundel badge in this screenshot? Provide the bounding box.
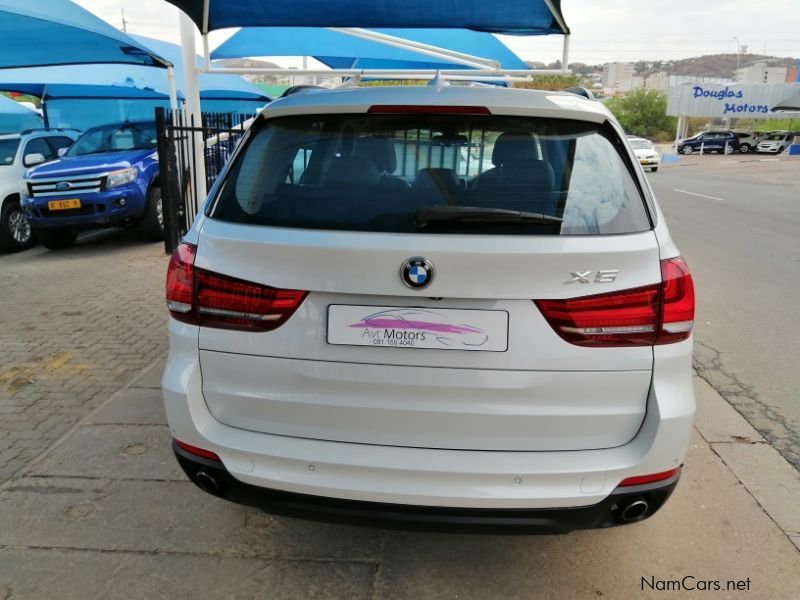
[400,257,434,289]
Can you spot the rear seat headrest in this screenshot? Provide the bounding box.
[492,132,538,167]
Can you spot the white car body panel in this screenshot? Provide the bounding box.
[163,86,695,513]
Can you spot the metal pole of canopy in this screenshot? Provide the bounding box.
[166,65,179,111]
[329,28,500,70]
[561,35,570,72]
[180,10,207,202]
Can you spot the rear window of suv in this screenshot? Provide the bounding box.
[211,113,651,235]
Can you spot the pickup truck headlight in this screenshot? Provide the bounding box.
[107,167,137,188]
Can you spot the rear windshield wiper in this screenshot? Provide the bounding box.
[415,206,563,228]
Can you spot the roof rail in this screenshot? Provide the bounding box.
[562,87,596,101]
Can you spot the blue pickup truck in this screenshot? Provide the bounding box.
[20,121,163,250]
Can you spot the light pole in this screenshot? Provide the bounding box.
[733,37,741,81]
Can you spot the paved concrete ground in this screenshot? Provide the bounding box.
[0,230,167,482]
[1,361,798,599]
[2,172,799,598]
[651,158,800,470]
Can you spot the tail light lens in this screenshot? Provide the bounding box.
[535,257,694,347]
[165,242,307,331]
[657,257,695,344]
[166,242,196,321]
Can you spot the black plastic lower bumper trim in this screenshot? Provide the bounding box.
[173,441,680,534]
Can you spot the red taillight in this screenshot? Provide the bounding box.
[535,257,694,347]
[619,467,679,487]
[195,269,307,331]
[166,242,197,323]
[175,439,221,461]
[536,284,660,347]
[658,257,695,344]
[367,104,491,115]
[165,242,307,331]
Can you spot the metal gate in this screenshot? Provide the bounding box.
[154,107,255,253]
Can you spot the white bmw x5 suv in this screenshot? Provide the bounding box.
[163,85,695,533]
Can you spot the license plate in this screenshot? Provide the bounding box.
[327,305,509,351]
[47,199,81,210]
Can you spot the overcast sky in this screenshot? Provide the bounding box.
[74,0,800,67]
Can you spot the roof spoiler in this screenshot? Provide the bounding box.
[563,87,596,101]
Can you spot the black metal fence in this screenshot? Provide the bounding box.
[155,107,255,253]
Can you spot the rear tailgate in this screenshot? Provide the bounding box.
[197,219,658,451]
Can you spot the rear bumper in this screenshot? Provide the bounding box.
[174,441,681,533]
[164,320,694,516]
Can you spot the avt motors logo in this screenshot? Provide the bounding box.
[349,309,488,348]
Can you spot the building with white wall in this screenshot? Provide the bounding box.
[736,63,789,84]
[602,62,634,89]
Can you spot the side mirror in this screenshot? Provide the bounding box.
[23,153,46,167]
[57,147,70,157]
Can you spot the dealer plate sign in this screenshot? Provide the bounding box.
[327,305,508,352]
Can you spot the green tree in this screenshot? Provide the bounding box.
[604,88,676,141]
[513,74,580,91]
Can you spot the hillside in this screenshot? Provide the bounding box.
[529,54,798,79]
[214,58,281,70]
[634,54,798,79]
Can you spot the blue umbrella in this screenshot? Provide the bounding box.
[0,0,169,68]
[165,0,569,35]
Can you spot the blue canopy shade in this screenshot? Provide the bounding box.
[133,35,269,101]
[165,0,568,35]
[0,0,169,69]
[0,95,44,133]
[211,27,528,70]
[41,84,169,101]
[0,36,270,102]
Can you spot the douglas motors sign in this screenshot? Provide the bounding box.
[691,85,768,114]
[668,82,799,118]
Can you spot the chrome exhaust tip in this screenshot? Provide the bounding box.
[195,470,219,495]
[621,499,649,522]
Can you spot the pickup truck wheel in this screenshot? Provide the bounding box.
[141,186,164,242]
[0,200,35,252]
[739,143,751,153]
[36,229,77,250]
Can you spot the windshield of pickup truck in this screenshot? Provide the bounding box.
[0,138,20,165]
[67,122,157,156]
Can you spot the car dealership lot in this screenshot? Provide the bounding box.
[1,161,799,598]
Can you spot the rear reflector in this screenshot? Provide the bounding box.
[619,467,679,487]
[535,257,694,347]
[175,440,221,461]
[166,242,307,331]
[367,104,491,115]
